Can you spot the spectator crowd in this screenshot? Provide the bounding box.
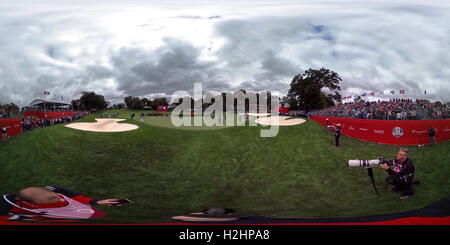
[313,99,449,120]
[20,111,90,133]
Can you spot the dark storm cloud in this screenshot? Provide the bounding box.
[0,6,116,106]
[260,50,298,78]
[110,38,229,97]
[214,17,306,67]
[212,17,306,90]
[236,79,288,94]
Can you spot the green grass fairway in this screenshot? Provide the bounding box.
[1,109,449,223]
[142,116,232,130]
[111,110,255,130]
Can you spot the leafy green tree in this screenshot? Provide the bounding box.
[288,67,342,112]
[71,99,81,110]
[152,97,169,107]
[141,98,150,107]
[111,103,125,109]
[79,91,107,110]
[124,96,144,110]
[1,103,19,112]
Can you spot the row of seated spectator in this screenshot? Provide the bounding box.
[21,111,90,133]
[312,99,449,120]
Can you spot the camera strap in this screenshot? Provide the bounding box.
[367,168,380,196]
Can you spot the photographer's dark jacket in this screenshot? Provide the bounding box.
[335,127,341,137]
[386,158,415,184]
[429,128,435,137]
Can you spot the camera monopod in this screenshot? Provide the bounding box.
[348,159,381,196]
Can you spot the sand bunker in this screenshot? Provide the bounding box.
[255,116,306,126]
[247,113,271,117]
[65,119,138,132]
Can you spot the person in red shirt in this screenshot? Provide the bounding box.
[1,186,121,221]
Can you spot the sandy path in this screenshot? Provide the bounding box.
[255,116,306,126]
[65,119,138,132]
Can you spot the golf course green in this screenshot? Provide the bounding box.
[1,109,449,223]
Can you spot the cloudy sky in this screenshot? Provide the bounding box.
[1,0,449,107]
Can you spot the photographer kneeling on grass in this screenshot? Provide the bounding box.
[379,148,417,200]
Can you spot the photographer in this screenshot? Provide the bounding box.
[334,124,341,147]
[379,148,415,200]
[429,125,436,146]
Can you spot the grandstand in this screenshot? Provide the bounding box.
[23,98,72,112]
[312,99,449,120]
[309,99,449,145]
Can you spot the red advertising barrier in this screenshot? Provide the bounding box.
[23,110,74,120]
[0,118,22,138]
[157,106,168,112]
[311,115,450,145]
[275,106,289,114]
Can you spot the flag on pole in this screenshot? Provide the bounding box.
[400,90,405,94]
[390,90,395,94]
[370,92,375,96]
[43,91,49,113]
[361,92,366,97]
[424,90,427,95]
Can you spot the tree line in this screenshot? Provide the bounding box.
[123,96,169,110]
[71,92,108,111]
[170,68,343,113]
[68,67,342,113]
[1,103,20,112]
[71,92,170,111]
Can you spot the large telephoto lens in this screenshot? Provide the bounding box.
[347,159,381,168]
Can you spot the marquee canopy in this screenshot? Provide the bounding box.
[29,98,71,107]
